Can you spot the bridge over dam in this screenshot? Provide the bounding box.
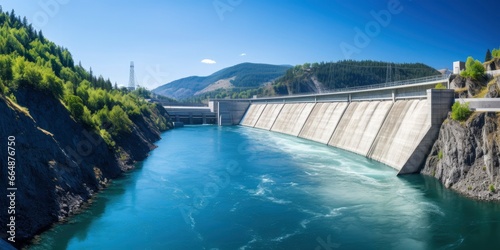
[164,105,217,125]
[205,74,455,175]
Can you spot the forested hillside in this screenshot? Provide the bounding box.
[0,8,171,247]
[0,8,170,146]
[272,60,441,95]
[177,60,440,102]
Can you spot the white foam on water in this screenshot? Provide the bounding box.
[271,230,300,242]
[261,176,274,184]
[267,197,292,205]
[298,205,362,228]
[303,171,318,176]
[238,234,260,250]
[230,202,239,212]
[417,201,445,217]
[253,186,267,196]
[442,236,464,249]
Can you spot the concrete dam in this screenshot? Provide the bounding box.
[239,97,445,174]
[210,75,455,174]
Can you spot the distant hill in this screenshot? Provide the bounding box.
[153,63,292,100]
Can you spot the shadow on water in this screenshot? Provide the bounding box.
[398,174,500,249]
[28,166,138,250]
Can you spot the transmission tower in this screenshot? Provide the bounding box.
[385,63,392,83]
[128,61,136,91]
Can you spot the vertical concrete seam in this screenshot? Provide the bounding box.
[253,104,267,128]
[269,104,286,131]
[297,103,317,137]
[366,101,395,158]
[326,101,350,146]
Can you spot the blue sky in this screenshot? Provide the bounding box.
[1,0,498,89]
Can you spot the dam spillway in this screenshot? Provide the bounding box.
[368,100,430,171]
[298,102,348,144]
[238,90,454,174]
[254,104,284,130]
[328,101,393,156]
[271,103,316,136]
[240,104,266,127]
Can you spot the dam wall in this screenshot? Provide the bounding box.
[215,101,250,125]
[368,100,430,170]
[328,101,393,156]
[298,102,348,144]
[271,103,316,136]
[254,104,284,130]
[239,89,455,174]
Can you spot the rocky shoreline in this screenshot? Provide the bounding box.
[0,87,171,249]
[422,74,500,201]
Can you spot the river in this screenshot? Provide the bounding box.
[30,125,500,249]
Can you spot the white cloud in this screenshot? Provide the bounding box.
[240,53,247,56]
[201,59,216,64]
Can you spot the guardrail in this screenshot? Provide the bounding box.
[322,74,449,94]
[210,74,450,102]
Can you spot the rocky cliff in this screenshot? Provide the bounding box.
[485,57,500,71]
[422,112,500,200]
[0,86,170,248]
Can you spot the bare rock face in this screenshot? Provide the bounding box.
[484,58,500,71]
[451,75,488,98]
[422,113,500,200]
[484,76,500,98]
[0,87,169,248]
[450,75,466,89]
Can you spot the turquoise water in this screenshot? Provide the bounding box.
[30,126,500,249]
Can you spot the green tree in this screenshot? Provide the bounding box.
[76,80,91,102]
[109,105,133,135]
[65,95,84,119]
[451,102,472,121]
[485,49,492,62]
[460,56,485,80]
[87,88,109,111]
[41,69,63,97]
[493,48,500,58]
[435,83,446,89]
[0,54,13,82]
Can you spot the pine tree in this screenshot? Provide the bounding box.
[485,49,492,62]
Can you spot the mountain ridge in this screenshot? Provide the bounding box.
[152,62,292,100]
